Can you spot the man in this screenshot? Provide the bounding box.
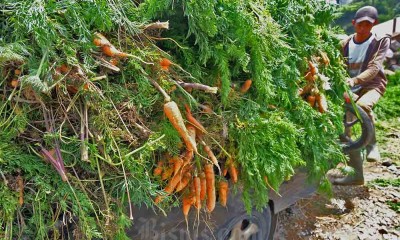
[333,6,390,185]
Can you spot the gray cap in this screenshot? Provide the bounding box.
[354,6,378,24]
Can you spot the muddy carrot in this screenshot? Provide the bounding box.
[204,164,216,212]
[164,101,197,153]
[219,180,229,207]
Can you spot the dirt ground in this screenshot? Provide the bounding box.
[274,118,400,240]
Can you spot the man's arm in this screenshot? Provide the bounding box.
[352,38,390,85]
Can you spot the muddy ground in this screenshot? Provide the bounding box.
[274,118,400,240]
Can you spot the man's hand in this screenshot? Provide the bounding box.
[346,78,356,87]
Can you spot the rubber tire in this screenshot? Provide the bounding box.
[342,103,374,153]
[127,191,277,240]
[213,197,276,240]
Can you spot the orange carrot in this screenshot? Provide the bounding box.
[200,172,207,201]
[10,79,19,88]
[222,167,228,177]
[155,173,182,204]
[240,79,252,93]
[308,61,317,75]
[161,166,174,181]
[175,172,191,192]
[316,94,328,113]
[59,64,70,74]
[182,194,195,220]
[229,164,238,184]
[14,69,21,76]
[153,160,164,176]
[109,58,119,66]
[193,176,201,210]
[164,101,197,153]
[93,33,111,47]
[186,124,197,148]
[307,95,316,107]
[160,58,172,71]
[171,156,184,176]
[202,143,221,174]
[182,150,194,163]
[219,180,229,207]
[204,164,215,212]
[101,45,129,58]
[304,71,315,82]
[184,104,207,135]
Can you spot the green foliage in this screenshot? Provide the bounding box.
[375,71,400,119]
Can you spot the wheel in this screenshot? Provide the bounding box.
[340,103,374,153]
[127,191,277,240]
[213,199,277,240]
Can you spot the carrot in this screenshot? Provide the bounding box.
[184,104,207,135]
[101,45,129,58]
[16,175,24,206]
[153,160,164,176]
[161,166,174,181]
[155,173,182,204]
[10,79,19,88]
[164,101,197,153]
[200,172,207,201]
[316,94,328,113]
[182,150,194,163]
[182,194,195,221]
[193,176,201,210]
[109,58,119,66]
[219,180,229,207]
[240,79,252,93]
[304,71,314,82]
[308,61,317,75]
[186,124,197,148]
[93,33,111,47]
[320,51,330,66]
[171,156,184,176]
[58,64,70,74]
[204,164,216,212]
[307,95,316,107]
[222,167,228,177]
[228,164,238,184]
[175,172,191,192]
[160,58,171,71]
[14,69,21,76]
[202,143,221,175]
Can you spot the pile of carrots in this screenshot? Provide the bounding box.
[298,53,330,113]
[154,102,239,219]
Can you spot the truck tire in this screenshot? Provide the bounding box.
[127,191,277,240]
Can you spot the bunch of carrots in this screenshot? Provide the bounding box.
[298,53,330,113]
[155,101,239,220]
